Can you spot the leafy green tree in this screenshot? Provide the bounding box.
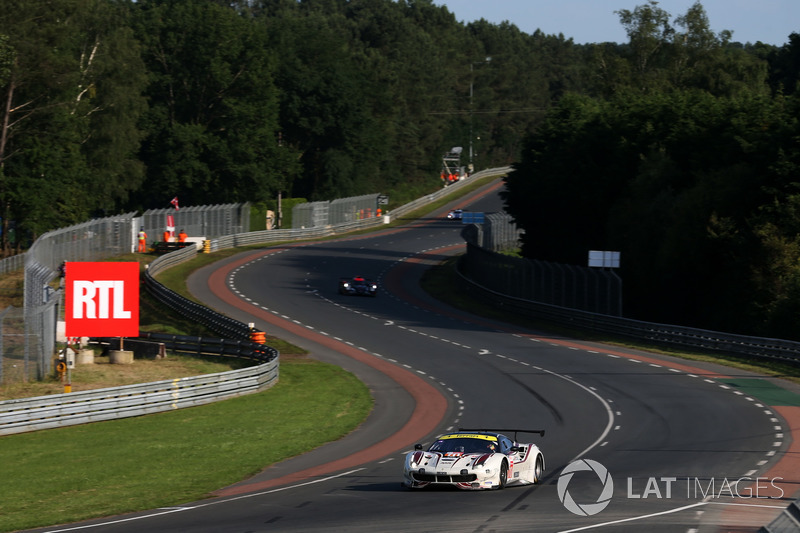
[262,8,384,199]
[0,0,147,248]
[767,32,800,95]
[132,0,297,209]
[503,92,618,265]
[615,0,674,88]
[256,0,472,199]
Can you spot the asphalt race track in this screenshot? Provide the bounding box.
[29,180,800,533]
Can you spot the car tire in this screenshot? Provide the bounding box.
[534,455,543,483]
[497,461,508,489]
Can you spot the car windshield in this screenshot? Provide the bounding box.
[428,436,498,454]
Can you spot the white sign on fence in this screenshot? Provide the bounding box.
[588,250,621,268]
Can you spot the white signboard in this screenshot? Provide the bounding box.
[588,250,620,268]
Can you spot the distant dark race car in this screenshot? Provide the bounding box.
[339,276,378,297]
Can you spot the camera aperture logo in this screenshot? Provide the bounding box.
[557,459,785,517]
[557,459,614,516]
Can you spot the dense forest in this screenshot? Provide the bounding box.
[503,3,800,338]
[1,0,799,338]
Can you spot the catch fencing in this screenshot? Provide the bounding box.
[140,203,250,243]
[458,212,623,316]
[3,204,249,385]
[0,306,32,385]
[0,236,282,435]
[460,212,522,252]
[291,201,329,229]
[0,254,25,276]
[459,243,623,316]
[21,213,138,381]
[292,193,382,228]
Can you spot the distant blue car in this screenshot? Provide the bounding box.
[446,209,463,220]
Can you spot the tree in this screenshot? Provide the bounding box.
[0,0,147,247]
[506,81,800,339]
[132,0,297,209]
[767,32,800,95]
[615,0,674,87]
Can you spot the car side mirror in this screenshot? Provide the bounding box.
[414,444,423,450]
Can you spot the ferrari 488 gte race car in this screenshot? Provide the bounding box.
[403,429,545,490]
[338,276,378,297]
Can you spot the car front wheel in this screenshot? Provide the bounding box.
[497,461,508,489]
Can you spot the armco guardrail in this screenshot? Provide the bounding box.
[144,247,253,340]
[108,333,278,364]
[454,257,800,364]
[0,342,278,436]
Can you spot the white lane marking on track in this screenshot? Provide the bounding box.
[557,501,786,533]
[38,470,367,532]
[230,242,782,488]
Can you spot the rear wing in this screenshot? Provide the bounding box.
[458,428,546,441]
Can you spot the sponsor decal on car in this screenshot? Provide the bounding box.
[440,434,498,441]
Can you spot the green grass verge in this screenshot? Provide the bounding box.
[0,359,372,532]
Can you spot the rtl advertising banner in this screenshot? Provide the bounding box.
[65,262,140,337]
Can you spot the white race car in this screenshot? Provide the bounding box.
[402,429,545,490]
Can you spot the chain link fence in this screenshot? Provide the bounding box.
[460,212,522,252]
[140,204,250,244]
[459,213,623,316]
[329,193,382,224]
[0,306,33,384]
[292,194,382,228]
[18,213,139,382]
[291,201,330,229]
[0,254,26,276]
